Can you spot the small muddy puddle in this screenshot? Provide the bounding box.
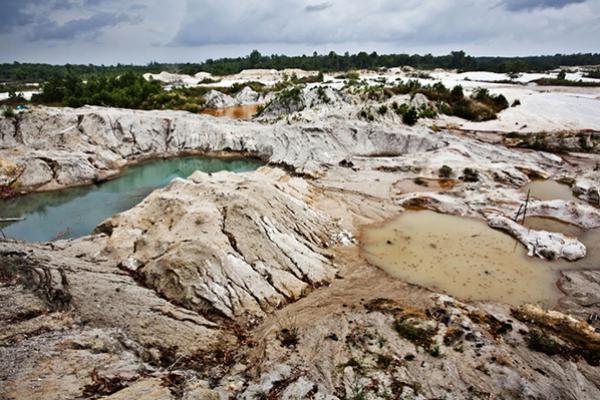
[522,180,575,201]
[394,178,456,194]
[202,104,259,120]
[361,211,562,306]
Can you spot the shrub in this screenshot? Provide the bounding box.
[275,315,301,348]
[275,86,304,113]
[413,177,428,186]
[316,86,330,104]
[418,105,437,119]
[2,107,15,118]
[402,106,419,126]
[557,70,567,80]
[511,99,521,107]
[376,354,393,369]
[253,391,268,400]
[461,168,479,182]
[337,71,360,81]
[359,108,374,121]
[438,165,453,178]
[255,103,266,117]
[378,105,388,115]
[450,85,464,100]
[473,88,509,112]
[451,98,497,122]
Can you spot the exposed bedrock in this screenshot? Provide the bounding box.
[0,105,440,193]
[96,168,340,320]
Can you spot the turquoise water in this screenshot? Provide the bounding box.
[0,156,262,242]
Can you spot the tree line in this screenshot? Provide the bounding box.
[31,72,164,109]
[2,51,600,82]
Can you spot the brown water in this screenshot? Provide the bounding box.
[361,211,562,306]
[522,180,575,201]
[201,104,259,120]
[393,178,457,194]
[564,229,600,270]
[524,216,583,238]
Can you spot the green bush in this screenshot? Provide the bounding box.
[359,108,374,121]
[413,177,428,186]
[438,165,453,178]
[418,105,437,119]
[316,86,330,103]
[473,88,509,111]
[387,80,507,121]
[402,107,419,126]
[336,71,360,81]
[378,105,388,115]
[461,168,480,182]
[450,85,464,100]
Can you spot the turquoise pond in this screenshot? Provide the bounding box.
[0,156,262,242]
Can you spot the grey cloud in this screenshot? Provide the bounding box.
[1,0,599,64]
[170,0,502,47]
[29,11,133,41]
[500,0,586,11]
[0,1,35,32]
[305,2,333,12]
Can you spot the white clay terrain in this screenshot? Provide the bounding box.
[1,68,600,399]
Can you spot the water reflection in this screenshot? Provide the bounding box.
[0,156,262,242]
[201,104,259,120]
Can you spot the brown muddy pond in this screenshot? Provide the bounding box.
[522,180,575,201]
[201,104,259,120]
[361,211,563,306]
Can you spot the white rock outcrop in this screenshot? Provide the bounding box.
[96,168,337,319]
[486,214,586,261]
[204,89,236,109]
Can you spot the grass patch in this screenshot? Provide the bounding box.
[393,318,437,351]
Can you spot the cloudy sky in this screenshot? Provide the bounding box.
[0,0,599,64]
